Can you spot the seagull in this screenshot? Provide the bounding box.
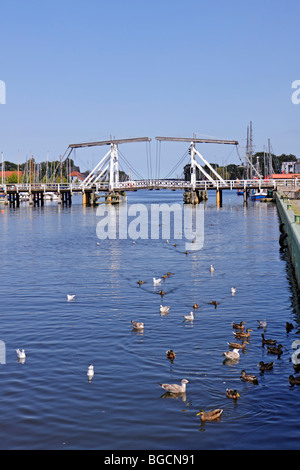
[87,365,94,381]
[153,277,162,286]
[223,348,240,360]
[231,287,236,296]
[131,320,144,330]
[257,319,267,329]
[158,379,189,394]
[210,265,215,273]
[160,305,170,314]
[67,294,76,302]
[291,349,300,365]
[292,340,300,349]
[16,349,26,359]
[183,312,194,321]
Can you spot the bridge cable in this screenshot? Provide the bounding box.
[164,149,190,179]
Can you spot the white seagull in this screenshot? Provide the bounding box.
[292,340,300,349]
[67,294,76,302]
[87,365,94,381]
[16,349,26,360]
[183,312,194,321]
[158,379,189,394]
[153,277,162,286]
[257,319,267,328]
[223,348,240,360]
[231,287,236,295]
[210,265,215,273]
[160,305,170,314]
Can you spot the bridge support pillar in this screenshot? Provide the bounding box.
[216,189,223,207]
[183,189,201,204]
[243,190,248,205]
[82,192,90,207]
[105,191,126,204]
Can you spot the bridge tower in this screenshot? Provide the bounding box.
[65,137,151,205]
[156,137,239,205]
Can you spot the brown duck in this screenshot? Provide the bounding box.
[197,409,223,422]
[240,370,258,384]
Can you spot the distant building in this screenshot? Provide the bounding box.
[0,171,23,182]
[281,161,299,174]
[69,171,85,183]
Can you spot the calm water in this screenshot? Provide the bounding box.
[0,190,299,450]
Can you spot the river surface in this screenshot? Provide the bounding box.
[0,189,299,450]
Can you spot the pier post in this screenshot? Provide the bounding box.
[243,190,248,205]
[29,192,34,205]
[82,192,90,207]
[216,189,223,207]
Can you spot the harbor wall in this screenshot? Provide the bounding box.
[275,191,300,289]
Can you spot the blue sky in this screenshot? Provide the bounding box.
[1,0,300,177]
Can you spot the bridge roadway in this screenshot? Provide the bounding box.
[0,178,299,206]
[0,178,295,193]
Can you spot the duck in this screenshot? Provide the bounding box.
[131,320,144,330]
[234,328,252,339]
[162,274,168,280]
[261,334,276,346]
[267,344,284,356]
[223,348,240,361]
[228,340,249,350]
[289,375,300,386]
[226,389,240,400]
[232,321,246,330]
[160,305,170,314]
[286,322,294,332]
[240,370,258,384]
[197,409,223,422]
[258,361,274,372]
[67,294,76,302]
[16,349,26,360]
[183,312,194,321]
[209,300,219,309]
[137,280,145,286]
[153,277,162,286]
[193,303,199,310]
[166,350,176,361]
[292,340,300,349]
[257,319,267,329]
[157,290,166,296]
[210,265,215,273]
[158,379,189,394]
[87,365,94,381]
[166,272,173,276]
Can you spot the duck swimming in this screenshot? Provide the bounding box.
[234,328,252,339]
[261,334,276,346]
[258,361,274,372]
[228,340,249,350]
[240,370,258,384]
[166,350,176,361]
[197,409,223,422]
[232,321,246,330]
[131,320,144,330]
[267,344,284,356]
[226,389,240,400]
[289,375,300,386]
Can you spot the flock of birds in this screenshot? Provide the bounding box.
[14,261,300,423]
[130,263,300,422]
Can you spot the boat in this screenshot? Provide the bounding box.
[237,190,244,196]
[250,189,268,200]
